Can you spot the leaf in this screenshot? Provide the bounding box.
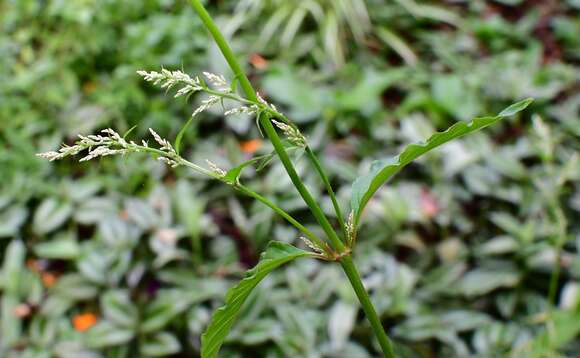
[34,237,80,259]
[174,115,195,156]
[140,332,181,357]
[32,198,73,235]
[515,308,580,357]
[101,290,138,328]
[85,321,134,348]
[394,310,491,341]
[1,295,22,346]
[0,207,27,238]
[328,302,357,350]
[201,242,312,358]
[222,155,268,184]
[350,98,533,223]
[139,289,194,333]
[1,240,26,293]
[455,268,520,297]
[52,274,98,301]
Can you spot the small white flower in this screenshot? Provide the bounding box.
[346,211,356,247]
[80,146,127,162]
[158,157,180,168]
[148,128,175,154]
[205,159,226,177]
[203,72,228,90]
[36,151,61,161]
[138,69,202,96]
[224,105,259,116]
[299,236,325,254]
[192,95,221,118]
[271,120,306,147]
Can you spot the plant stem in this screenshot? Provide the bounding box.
[340,255,396,357]
[189,1,396,356]
[305,146,347,239]
[190,0,344,252]
[235,184,328,253]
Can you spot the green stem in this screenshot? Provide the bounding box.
[340,255,396,357]
[188,1,395,356]
[190,0,344,252]
[305,146,347,240]
[143,147,326,253]
[235,184,328,253]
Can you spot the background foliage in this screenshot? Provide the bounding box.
[1,0,579,356]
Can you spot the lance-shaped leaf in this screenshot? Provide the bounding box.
[201,241,313,358]
[351,98,533,224]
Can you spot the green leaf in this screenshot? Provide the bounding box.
[140,332,181,357]
[85,321,134,349]
[174,115,195,156]
[33,237,80,260]
[1,295,22,346]
[32,198,73,235]
[101,290,138,328]
[0,207,27,238]
[455,268,520,297]
[201,241,312,358]
[222,156,264,184]
[350,98,533,223]
[516,308,580,357]
[1,240,26,293]
[139,289,194,334]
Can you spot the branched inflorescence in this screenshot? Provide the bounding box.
[37,129,138,162]
[137,68,305,147]
[37,128,181,168]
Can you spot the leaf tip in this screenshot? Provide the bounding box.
[499,98,534,117]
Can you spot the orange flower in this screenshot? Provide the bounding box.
[73,313,98,332]
[26,259,41,272]
[240,139,262,154]
[14,303,31,318]
[41,272,58,288]
[250,53,268,70]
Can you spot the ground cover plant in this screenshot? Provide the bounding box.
[1,0,579,357]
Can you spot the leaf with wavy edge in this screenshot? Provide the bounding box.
[201,241,313,358]
[351,98,533,224]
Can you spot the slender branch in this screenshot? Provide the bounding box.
[340,256,396,357]
[146,150,328,253]
[189,0,344,253]
[188,2,396,356]
[305,146,347,240]
[235,184,328,254]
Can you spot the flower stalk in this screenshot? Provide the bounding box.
[188,0,395,356]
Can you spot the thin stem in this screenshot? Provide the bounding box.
[340,255,396,357]
[305,146,347,240]
[143,148,326,252]
[188,2,396,356]
[259,114,346,252]
[235,184,328,253]
[190,0,344,252]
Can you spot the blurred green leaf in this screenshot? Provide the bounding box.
[140,332,181,357]
[201,241,313,358]
[351,98,533,223]
[34,237,80,260]
[101,290,138,329]
[85,321,134,349]
[455,268,520,297]
[33,198,73,235]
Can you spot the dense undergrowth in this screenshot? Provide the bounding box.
[1,0,579,357]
